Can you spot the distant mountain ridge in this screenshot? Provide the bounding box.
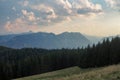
[0,32,91,49]
[84,35,102,44]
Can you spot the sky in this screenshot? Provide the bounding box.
[0,0,120,36]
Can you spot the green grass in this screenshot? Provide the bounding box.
[13,64,120,80]
[13,67,82,80]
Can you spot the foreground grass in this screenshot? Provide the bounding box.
[14,64,120,80]
[13,67,83,80]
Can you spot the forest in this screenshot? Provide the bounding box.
[0,37,120,80]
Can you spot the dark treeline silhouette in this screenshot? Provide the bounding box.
[0,37,120,80]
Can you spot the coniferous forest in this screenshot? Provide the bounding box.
[0,37,120,80]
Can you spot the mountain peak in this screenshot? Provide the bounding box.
[0,32,91,49]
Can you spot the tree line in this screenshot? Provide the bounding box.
[0,37,120,80]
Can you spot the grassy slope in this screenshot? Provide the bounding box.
[14,64,120,80]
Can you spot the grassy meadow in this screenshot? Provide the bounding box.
[14,64,120,80]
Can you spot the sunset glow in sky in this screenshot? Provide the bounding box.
[0,0,120,36]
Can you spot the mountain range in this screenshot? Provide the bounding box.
[0,32,102,49]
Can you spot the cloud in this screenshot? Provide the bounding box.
[71,0,102,15]
[19,0,29,7]
[54,0,72,15]
[21,5,58,26]
[45,0,103,16]
[27,0,103,25]
[2,0,103,33]
[5,18,39,33]
[22,10,36,22]
[105,0,115,7]
[31,4,57,20]
[105,0,120,8]
[12,6,16,11]
[18,0,103,23]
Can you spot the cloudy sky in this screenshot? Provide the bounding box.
[0,0,120,36]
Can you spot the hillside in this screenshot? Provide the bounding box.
[0,32,91,49]
[14,64,120,80]
[0,37,120,80]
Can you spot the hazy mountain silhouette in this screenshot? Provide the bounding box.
[0,32,91,49]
